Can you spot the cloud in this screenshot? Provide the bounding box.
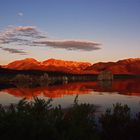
[0,25,101,53]
[16,26,35,31]
[17,12,23,17]
[34,39,101,51]
[0,26,46,54]
[0,47,26,55]
[0,26,45,45]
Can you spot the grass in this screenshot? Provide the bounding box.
[0,97,139,140]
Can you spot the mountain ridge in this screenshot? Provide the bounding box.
[2,58,140,75]
[2,58,91,74]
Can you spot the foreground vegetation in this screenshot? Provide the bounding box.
[0,97,140,140]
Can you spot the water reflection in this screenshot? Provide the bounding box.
[1,82,96,99]
[1,79,140,99]
[98,79,140,96]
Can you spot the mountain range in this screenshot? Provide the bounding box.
[2,58,140,75]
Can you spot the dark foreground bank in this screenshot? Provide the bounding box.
[0,97,140,140]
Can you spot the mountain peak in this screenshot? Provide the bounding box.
[23,58,39,62]
[3,58,40,70]
[2,58,140,75]
[86,58,140,75]
[118,58,140,62]
[125,58,140,62]
[3,58,91,73]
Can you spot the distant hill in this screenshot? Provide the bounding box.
[85,58,140,75]
[3,58,91,74]
[2,58,140,75]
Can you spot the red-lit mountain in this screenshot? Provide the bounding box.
[85,58,140,75]
[2,58,140,75]
[3,58,91,74]
[3,58,41,70]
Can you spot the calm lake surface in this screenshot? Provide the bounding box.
[0,79,140,113]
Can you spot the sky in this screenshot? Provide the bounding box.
[0,0,140,64]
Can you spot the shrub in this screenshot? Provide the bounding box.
[0,97,140,140]
[0,97,99,140]
[100,103,140,140]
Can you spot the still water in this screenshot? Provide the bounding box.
[0,79,140,113]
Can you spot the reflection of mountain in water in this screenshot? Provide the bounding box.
[1,79,140,99]
[2,82,96,99]
[97,79,140,95]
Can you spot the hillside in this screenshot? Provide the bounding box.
[85,58,140,75]
[2,58,140,75]
[3,58,91,74]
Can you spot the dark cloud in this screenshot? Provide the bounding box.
[0,47,26,55]
[0,26,47,54]
[0,26,101,53]
[34,39,101,51]
[0,26,45,45]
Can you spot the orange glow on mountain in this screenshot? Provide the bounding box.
[3,58,91,74]
[2,58,140,75]
[86,58,140,75]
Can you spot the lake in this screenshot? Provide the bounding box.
[0,79,140,113]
